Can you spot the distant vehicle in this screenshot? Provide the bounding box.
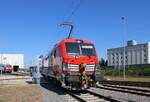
[4,64,13,73]
[30,66,41,84]
[18,70,24,73]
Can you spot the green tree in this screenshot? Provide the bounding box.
[99,58,105,66]
[105,60,108,66]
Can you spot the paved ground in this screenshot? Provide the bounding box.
[0,75,67,102]
[1,74,150,102]
[39,78,67,102]
[0,84,42,102]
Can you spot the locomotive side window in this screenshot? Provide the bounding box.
[50,53,54,66]
[56,47,61,57]
[54,50,56,58]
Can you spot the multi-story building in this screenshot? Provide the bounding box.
[107,40,150,67]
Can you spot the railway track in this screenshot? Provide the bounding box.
[97,84,150,97]
[99,81,150,88]
[43,77,121,102]
[64,89,121,102]
[102,84,150,93]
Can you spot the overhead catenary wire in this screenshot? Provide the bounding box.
[60,0,83,22]
[58,0,83,38]
[66,0,83,21]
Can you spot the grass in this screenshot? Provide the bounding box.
[105,76,150,82]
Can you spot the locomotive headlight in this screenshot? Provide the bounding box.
[76,40,83,43]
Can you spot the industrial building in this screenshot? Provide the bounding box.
[107,40,150,67]
[0,54,24,70]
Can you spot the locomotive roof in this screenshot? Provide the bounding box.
[45,38,95,57]
[50,38,94,53]
[59,38,93,44]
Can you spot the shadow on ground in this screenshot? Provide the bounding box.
[27,77,82,96]
[39,77,66,95]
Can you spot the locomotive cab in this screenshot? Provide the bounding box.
[61,38,98,89]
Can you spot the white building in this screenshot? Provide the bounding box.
[0,54,24,68]
[107,40,150,67]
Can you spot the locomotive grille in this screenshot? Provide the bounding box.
[67,64,95,71]
[68,64,79,71]
[85,64,95,71]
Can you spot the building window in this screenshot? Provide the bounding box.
[144,54,147,57]
[112,57,114,60]
[144,59,147,62]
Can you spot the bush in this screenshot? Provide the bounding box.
[103,66,150,77]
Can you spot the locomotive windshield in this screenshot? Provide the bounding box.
[81,44,96,56]
[65,43,80,55]
[65,43,96,56]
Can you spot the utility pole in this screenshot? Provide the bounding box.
[121,17,126,80]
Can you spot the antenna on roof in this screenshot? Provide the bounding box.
[60,22,74,38]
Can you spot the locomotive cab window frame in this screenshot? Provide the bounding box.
[81,44,96,56]
[65,43,80,55]
[65,42,96,56]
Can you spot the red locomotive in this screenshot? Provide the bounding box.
[0,64,13,73]
[4,64,13,73]
[41,37,99,89]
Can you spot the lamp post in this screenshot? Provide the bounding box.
[121,17,126,80]
[0,54,3,76]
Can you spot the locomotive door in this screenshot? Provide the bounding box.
[54,47,63,81]
[49,53,54,77]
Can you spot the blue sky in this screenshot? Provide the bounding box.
[0,0,150,67]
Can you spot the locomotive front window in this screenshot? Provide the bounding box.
[81,44,96,56]
[66,43,96,56]
[66,43,80,55]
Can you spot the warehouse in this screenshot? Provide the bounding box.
[0,54,24,71]
[107,40,150,67]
